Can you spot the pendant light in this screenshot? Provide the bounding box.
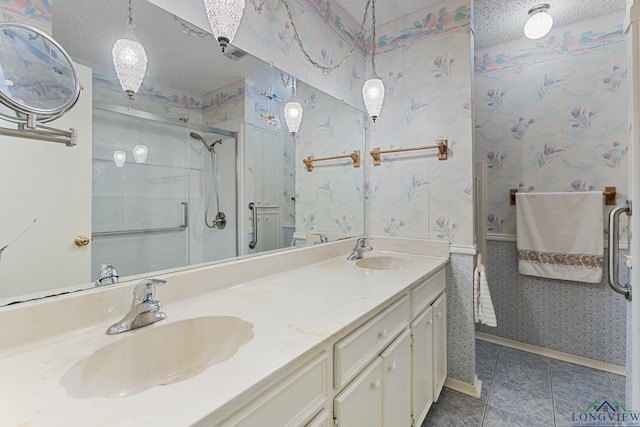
[362,0,384,122]
[203,0,246,52]
[524,4,553,40]
[112,0,148,100]
[284,77,303,135]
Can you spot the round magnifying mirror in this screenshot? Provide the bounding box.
[0,23,80,123]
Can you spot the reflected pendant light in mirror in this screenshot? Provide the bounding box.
[132,144,148,163]
[112,0,148,99]
[284,77,303,134]
[203,0,245,52]
[524,4,553,40]
[113,151,127,167]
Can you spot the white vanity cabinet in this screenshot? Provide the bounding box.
[381,329,412,427]
[432,293,447,401]
[409,268,446,427]
[219,267,447,427]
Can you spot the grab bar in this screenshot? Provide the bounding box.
[249,202,257,249]
[608,200,631,300]
[93,201,189,237]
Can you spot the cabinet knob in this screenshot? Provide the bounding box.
[426,320,432,325]
[389,362,397,372]
[436,312,442,318]
[379,328,388,338]
[371,379,381,390]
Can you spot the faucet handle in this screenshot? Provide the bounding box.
[355,236,370,247]
[133,278,166,303]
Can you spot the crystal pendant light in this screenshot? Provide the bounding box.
[284,78,303,134]
[132,144,148,164]
[524,4,553,40]
[112,0,148,99]
[362,0,384,122]
[203,0,246,52]
[113,151,127,168]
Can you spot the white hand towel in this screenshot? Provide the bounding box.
[516,191,603,283]
[474,264,497,327]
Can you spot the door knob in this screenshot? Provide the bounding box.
[74,235,90,246]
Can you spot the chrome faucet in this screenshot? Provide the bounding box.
[96,263,119,287]
[347,236,372,260]
[106,278,167,335]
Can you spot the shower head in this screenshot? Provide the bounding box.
[190,132,214,152]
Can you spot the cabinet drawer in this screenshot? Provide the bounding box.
[411,268,445,317]
[334,295,409,389]
[222,353,328,427]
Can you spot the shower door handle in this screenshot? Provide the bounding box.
[180,202,189,229]
[249,202,257,249]
[608,201,631,300]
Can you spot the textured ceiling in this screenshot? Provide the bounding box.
[473,0,626,48]
[334,0,627,48]
[52,0,628,98]
[53,0,265,97]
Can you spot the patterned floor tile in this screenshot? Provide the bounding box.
[483,406,551,427]
[493,358,552,396]
[476,357,497,383]
[488,380,555,425]
[551,367,616,404]
[422,388,486,427]
[476,339,501,361]
[609,373,628,406]
[497,347,550,373]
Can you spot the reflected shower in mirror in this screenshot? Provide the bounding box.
[0,0,365,305]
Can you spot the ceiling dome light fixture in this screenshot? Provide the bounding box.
[524,4,553,40]
[362,0,384,122]
[284,77,303,135]
[112,0,148,100]
[203,0,245,52]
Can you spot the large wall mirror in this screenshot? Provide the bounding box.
[0,0,365,305]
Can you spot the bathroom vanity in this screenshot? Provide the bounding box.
[0,237,448,426]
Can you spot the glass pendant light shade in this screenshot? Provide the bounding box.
[203,0,245,52]
[132,144,148,163]
[363,74,385,122]
[112,28,148,99]
[284,101,303,134]
[113,150,127,168]
[524,4,553,40]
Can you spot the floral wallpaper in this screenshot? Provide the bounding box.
[294,82,365,236]
[475,13,624,76]
[202,80,246,126]
[92,66,204,123]
[475,12,628,238]
[368,21,474,247]
[0,0,51,32]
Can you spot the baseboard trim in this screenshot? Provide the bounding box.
[444,376,482,398]
[475,332,626,376]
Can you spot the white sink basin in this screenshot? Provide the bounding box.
[61,316,253,399]
[355,255,414,270]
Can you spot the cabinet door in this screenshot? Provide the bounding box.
[334,357,383,427]
[253,127,281,208]
[381,329,411,427]
[411,305,433,427]
[306,409,332,427]
[257,211,280,252]
[433,293,447,401]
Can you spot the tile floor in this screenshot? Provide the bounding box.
[422,339,627,427]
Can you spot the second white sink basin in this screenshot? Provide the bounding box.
[61,316,254,399]
[355,255,414,270]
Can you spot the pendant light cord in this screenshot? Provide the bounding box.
[127,0,135,29]
[280,0,371,74]
[371,0,377,75]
